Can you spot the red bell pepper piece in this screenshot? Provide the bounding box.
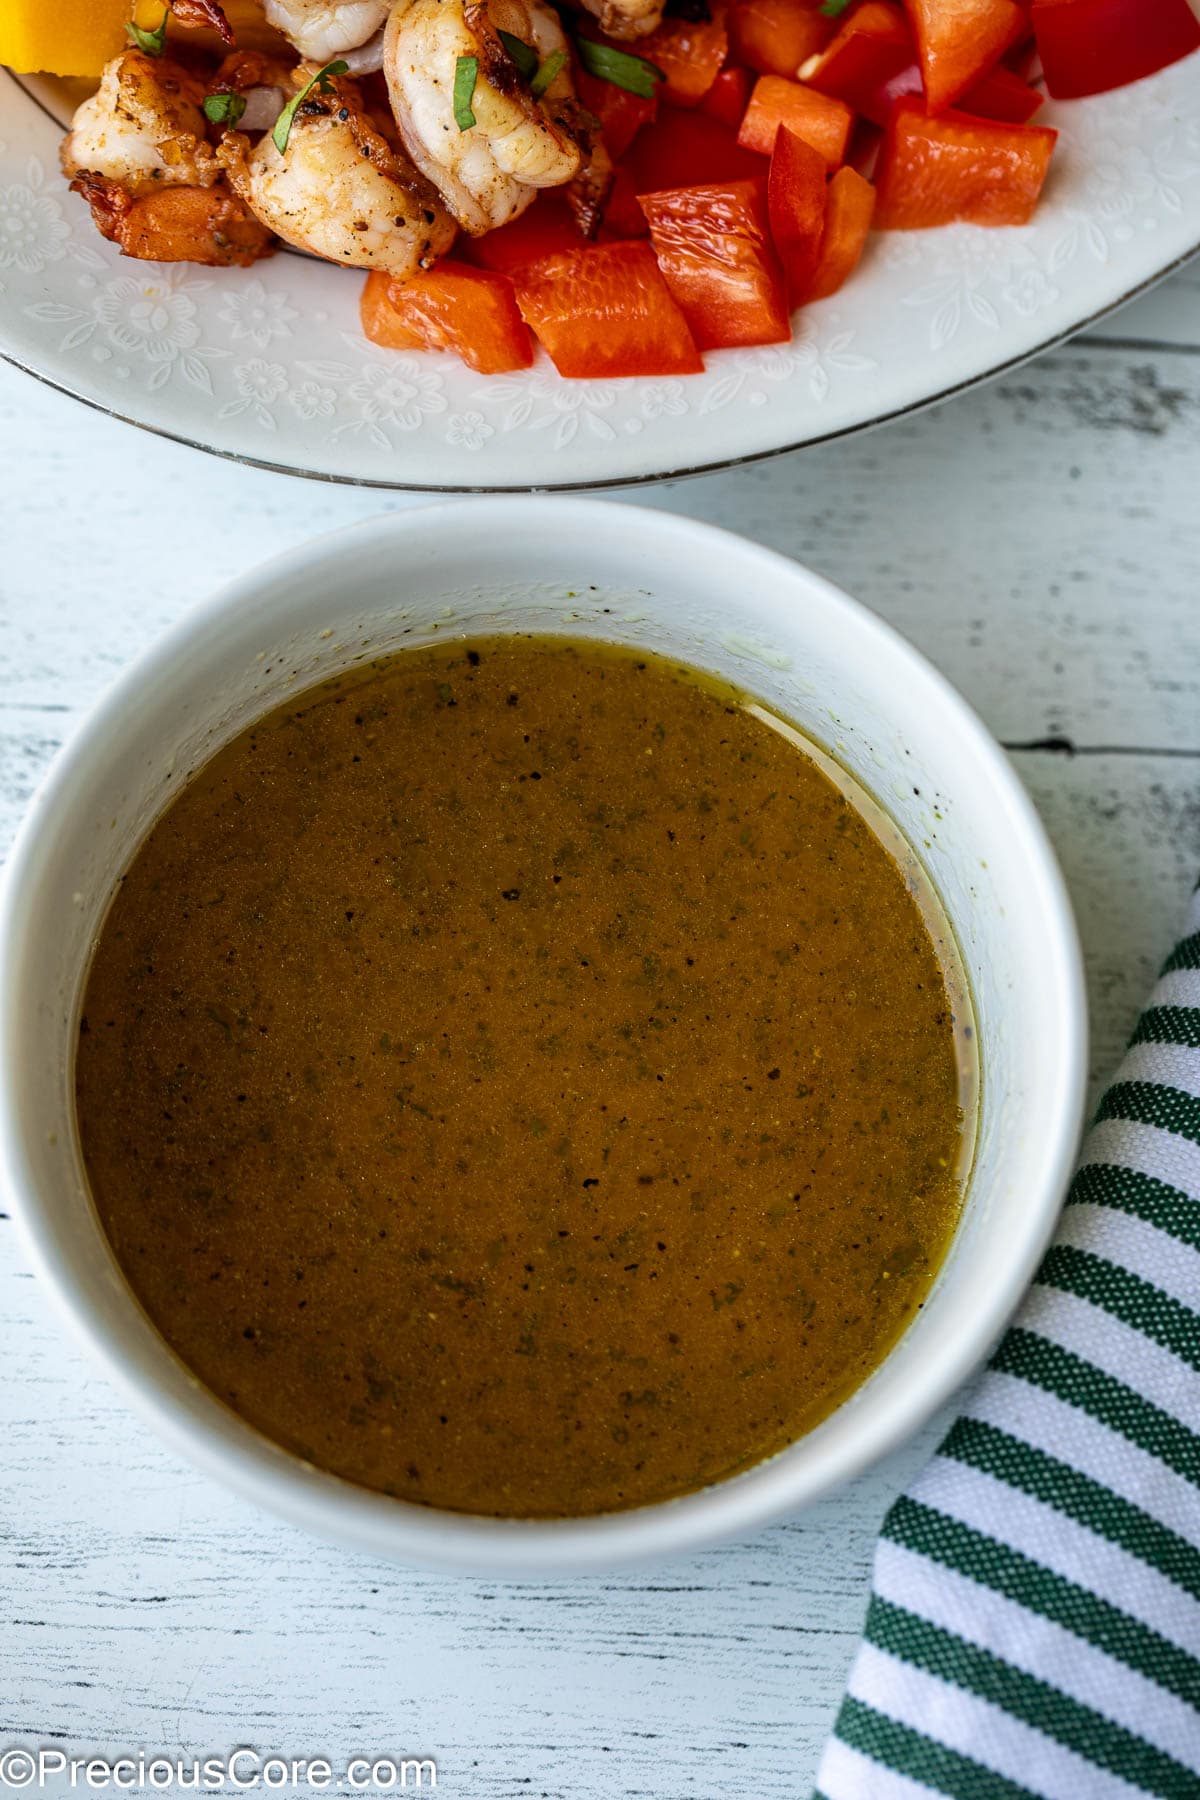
[767,125,827,302]
[512,240,703,377]
[806,2,920,125]
[1032,0,1200,99]
[875,96,1056,227]
[728,0,834,78]
[804,163,876,298]
[701,63,755,129]
[636,6,729,106]
[961,63,1044,121]
[630,108,763,192]
[639,178,789,348]
[360,265,533,375]
[576,66,658,161]
[738,75,854,166]
[811,0,910,65]
[467,193,584,275]
[903,0,1027,111]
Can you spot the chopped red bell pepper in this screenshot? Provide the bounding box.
[961,63,1044,121]
[804,163,876,297]
[767,125,828,302]
[1031,0,1200,99]
[637,6,729,106]
[466,193,584,275]
[903,0,1027,111]
[812,0,910,65]
[728,0,834,78]
[360,265,533,374]
[701,63,755,129]
[576,66,658,160]
[738,75,854,166]
[806,2,921,126]
[639,177,789,348]
[874,96,1056,226]
[512,240,703,377]
[630,108,764,193]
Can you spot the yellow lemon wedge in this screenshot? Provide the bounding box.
[0,1,165,77]
[1,0,281,78]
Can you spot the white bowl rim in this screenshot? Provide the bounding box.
[0,497,1089,1573]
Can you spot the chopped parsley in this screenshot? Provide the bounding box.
[454,53,480,130]
[530,47,567,97]
[497,29,538,80]
[271,59,349,154]
[203,90,248,127]
[574,37,664,100]
[125,10,169,55]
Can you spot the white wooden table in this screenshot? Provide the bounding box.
[2,268,1199,1798]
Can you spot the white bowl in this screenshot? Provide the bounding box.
[0,499,1087,1574]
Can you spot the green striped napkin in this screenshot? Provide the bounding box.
[814,886,1200,1800]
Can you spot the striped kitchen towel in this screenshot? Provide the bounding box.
[814,883,1200,1800]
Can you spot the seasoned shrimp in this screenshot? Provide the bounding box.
[61,49,222,194]
[383,0,590,235]
[62,50,275,265]
[259,0,392,60]
[218,66,456,274]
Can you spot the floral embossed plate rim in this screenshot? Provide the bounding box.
[1,58,1198,490]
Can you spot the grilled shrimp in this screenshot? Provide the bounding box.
[62,50,275,265]
[259,0,392,60]
[62,49,223,194]
[218,66,456,274]
[382,0,590,235]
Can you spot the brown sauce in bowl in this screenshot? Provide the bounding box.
[76,636,975,1517]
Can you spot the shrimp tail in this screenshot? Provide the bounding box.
[565,132,613,239]
[69,170,276,265]
[168,0,238,46]
[66,170,132,240]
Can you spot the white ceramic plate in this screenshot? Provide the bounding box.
[1,57,1198,489]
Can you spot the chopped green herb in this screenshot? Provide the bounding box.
[497,29,538,79]
[203,90,248,127]
[530,47,567,97]
[271,58,349,155]
[125,10,169,55]
[453,53,480,130]
[819,0,854,15]
[574,36,664,99]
